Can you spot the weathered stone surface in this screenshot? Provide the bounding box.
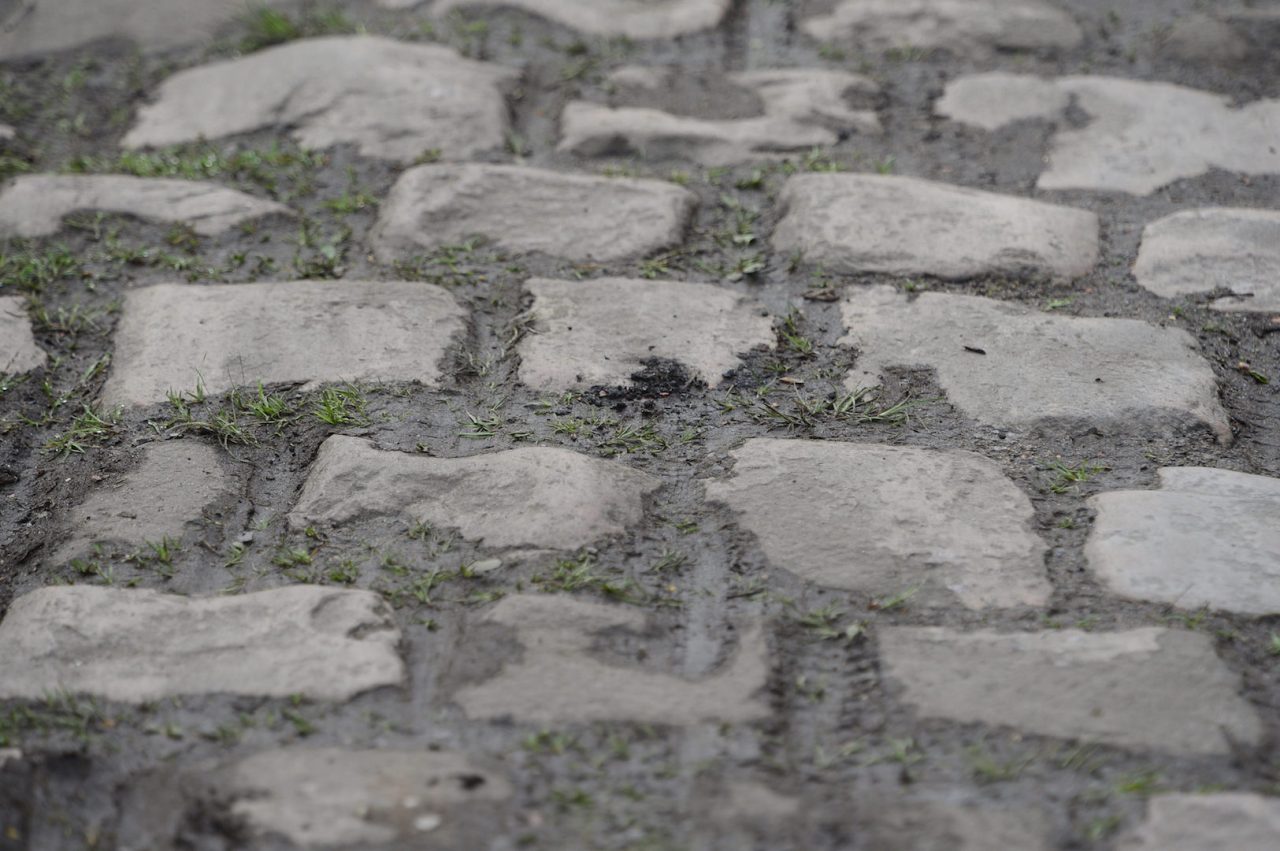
[517,277,774,391]
[858,797,1050,851]
[841,286,1230,441]
[0,586,403,702]
[1118,793,1280,851]
[801,0,1082,57]
[0,296,44,375]
[937,74,1280,195]
[291,436,659,553]
[54,441,233,563]
[1161,14,1250,63]
[1134,208,1280,312]
[371,164,695,263]
[704,439,1048,609]
[454,594,770,724]
[0,175,291,238]
[0,0,285,59]
[880,626,1261,754]
[1086,468,1280,616]
[100,280,466,408]
[123,37,516,163]
[774,174,1098,280]
[220,749,511,848]
[560,68,880,166]
[428,0,732,39]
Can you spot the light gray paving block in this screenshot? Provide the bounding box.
[100,280,467,408]
[371,164,696,263]
[0,296,44,375]
[1118,793,1280,851]
[425,0,733,39]
[0,585,404,702]
[704,439,1049,609]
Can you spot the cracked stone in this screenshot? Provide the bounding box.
[0,585,404,702]
[773,173,1098,280]
[123,36,516,162]
[424,0,733,39]
[290,435,660,554]
[1086,467,1280,616]
[841,286,1230,442]
[453,594,770,724]
[800,0,1082,57]
[0,0,288,59]
[100,280,467,408]
[371,164,696,263]
[0,174,291,238]
[517,277,774,391]
[0,296,44,375]
[1134,207,1280,312]
[880,626,1262,755]
[705,439,1049,609]
[936,73,1280,195]
[560,67,881,165]
[53,440,234,564]
[1118,793,1280,851]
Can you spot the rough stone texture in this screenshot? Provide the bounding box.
[858,797,1051,851]
[0,296,44,375]
[1161,14,1250,63]
[54,441,232,563]
[879,626,1261,755]
[0,0,286,59]
[704,439,1049,609]
[841,286,1230,441]
[219,749,511,848]
[370,164,696,263]
[290,436,659,553]
[517,277,774,391]
[773,174,1098,280]
[1086,467,1280,616]
[100,280,466,408]
[123,37,516,163]
[0,175,291,238]
[1133,207,1280,312]
[428,0,733,39]
[0,586,403,702]
[936,74,1280,195]
[560,68,881,166]
[454,594,770,724]
[1118,793,1280,851]
[800,0,1083,57]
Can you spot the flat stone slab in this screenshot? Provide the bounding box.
[123,36,516,163]
[371,164,696,263]
[880,626,1261,755]
[936,74,1280,195]
[0,586,403,702]
[704,439,1049,609]
[560,68,881,166]
[0,0,285,59]
[100,280,466,408]
[841,286,1230,441]
[0,175,291,238]
[54,441,233,563]
[1134,208,1280,312]
[517,277,774,391]
[428,0,732,39]
[454,594,770,724]
[1118,793,1280,851]
[773,174,1098,280]
[800,0,1082,57]
[859,797,1050,850]
[1086,468,1280,616]
[291,436,659,553]
[0,297,44,375]
[219,749,511,848]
